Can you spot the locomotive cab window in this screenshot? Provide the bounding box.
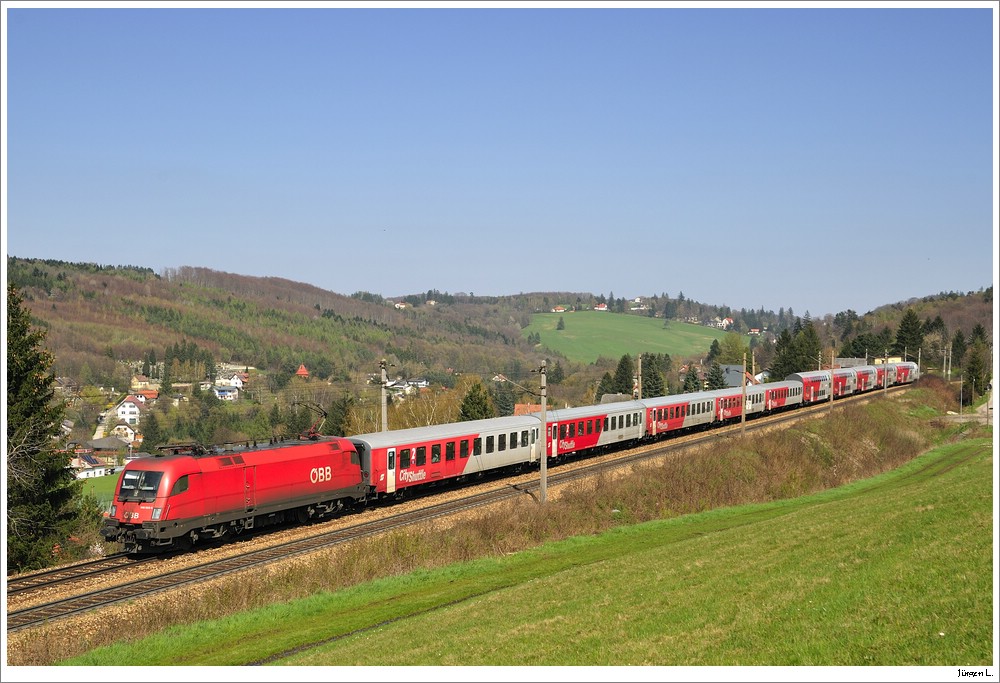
[118,470,163,503]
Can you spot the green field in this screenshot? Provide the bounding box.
[78,473,120,508]
[62,438,993,667]
[524,311,731,363]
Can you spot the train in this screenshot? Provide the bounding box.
[100,361,919,553]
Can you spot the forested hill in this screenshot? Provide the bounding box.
[5,257,560,391]
[6,256,992,400]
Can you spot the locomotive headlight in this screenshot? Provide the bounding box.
[151,508,162,521]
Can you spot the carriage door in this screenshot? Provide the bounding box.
[244,466,257,512]
[386,448,396,494]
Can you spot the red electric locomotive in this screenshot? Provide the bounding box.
[101,437,367,553]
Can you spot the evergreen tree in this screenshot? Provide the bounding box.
[595,372,615,401]
[769,328,796,380]
[548,360,565,384]
[458,381,496,421]
[893,309,924,359]
[268,402,282,429]
[7,285,99,572]
[964,341,991,402]
[969,323,988,345]
[706,339,721,364]
[612,354,635,396]
[682,365,702,393]
[556,316,565,331]
[793,321,823,372]
[951,329,967,368]
[639,353,665,398]
[140,412,163,451]
[326,394,355,436]
[489,380,516,417]
[706,362,727,390]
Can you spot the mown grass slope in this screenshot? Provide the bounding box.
[524,311,730,364]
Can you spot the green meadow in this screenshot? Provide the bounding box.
[78,473,120,508]
[62,438,993,667]
[524,311,731,363]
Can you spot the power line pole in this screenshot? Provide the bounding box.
[636,354,642,399]
[539,359,547,504]
[740,352,747,435]
[380,359,389,432]
[829,350,835,414]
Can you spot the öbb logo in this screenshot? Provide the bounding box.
[310,466,333,484]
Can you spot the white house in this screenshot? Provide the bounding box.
[115,397,144,424]
[111,422,138,442]
[212,385,239,401]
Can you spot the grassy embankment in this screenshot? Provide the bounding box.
[18,378,992,667]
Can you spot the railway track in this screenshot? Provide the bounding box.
[6,386,902,633]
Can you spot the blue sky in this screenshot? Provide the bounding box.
[3,3,997,318]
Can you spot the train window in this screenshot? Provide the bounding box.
[577,421,584,436]
[169,475,189,496]
[498,433,506,451]
[626,414,631,428]
[560,424,567,439]
[446,442,455,461]
[486,436,495,453]
[510,431,518,447]
[586,421,593,435]
[474,438,482,456]
[552,425,558,441]
[416,446,426,467]
[460,440,469,459]
[610,416,617,430]
[521,430,529,446]
[432,444,441,464]
[668,407,674,420]
[118,470,163,502]
[603,417,608,431]
[568,423,575,438]
[388,452,396,470]
[400,448,411,468]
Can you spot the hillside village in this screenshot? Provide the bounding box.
[56,361,443,478]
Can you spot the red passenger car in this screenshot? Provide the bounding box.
[349,416,542,499]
